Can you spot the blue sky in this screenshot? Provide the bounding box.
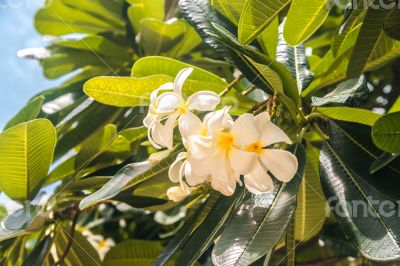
[0,0,59,128]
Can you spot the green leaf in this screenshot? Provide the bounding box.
[54,101,122,160]
[346,3,392,78]
[52,36,130,60]
[320,125,400,261]
[295,142,326,241]
[238,0,290,45]
[211,144,306,266]
[372,111,400,153]
[140,18,186,55]
[22,235,52,266]
[131,56,227,86]
[0,119,56,201]
[0,205,47,241]
[176,188,246,266]
[325,120,400,200]
[83,75,173,107]
[311,75,368,107]
[317,107,381,126]
[258,17,279,58]
[35,0,124,36]
[61,176,111,193]
[4,96,44,130]
[211,0,245,25]
[370,152,399,174]
[154,195,216,266]
[103,240,169,266]
[384,8,400,41]
[79,151,179,209]
[389,97,400,113]
[127,0,165,32]
[120,127,147,143]
[283,0,332,46]
[40,48,125,79]
[54,229,100,266]
[303,30,400,97]
[277,19,314,93]
[331,0,373,57]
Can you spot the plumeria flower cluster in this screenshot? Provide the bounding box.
[143,68,298,202]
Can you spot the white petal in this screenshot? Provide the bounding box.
[204,107,233,135]
[168,152,187,183]
[229,148,257,175]
[178,111,203,139]
[156,92,182,114]
[167,186,189,202]
[260,149,298,182]
[244,161,274,194]
[189,155,210,177]
[184,161,206,186]
[174,67,193,95]
[149,149,171,162]
[187,91,220,111]
[255,112,292,146]
[210,156,237,196]
[230,114,261,145]
[143,114,155,128]
[187,135,215,160]
[151,82,174,103]
[151,114,178,149]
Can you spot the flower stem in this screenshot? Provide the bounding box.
[219,74,243,97]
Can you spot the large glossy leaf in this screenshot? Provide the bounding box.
[295,142,326,241]
[22,235,52,266]
[54,229,100,266]
[4,96,45,130]
[0,205,47,241]
[320,133,400,261]
[317,107,381,126]
[346,2,392,78]
[370,152,399,174]
[284,0,332,46]
[84,75,172,107]
[103,240,170,266]
[303,26,400,97]
[0,119,56,201]
[132,56,227,86]
[140,18,186,55]
[178,0,273,92]
[176,188,246,265]
[384,8,400,41]
[311,76,368,107]
[154,193,218,265]
[211,144,306,266]
[79,151,179,209]
[325,120,400,200]
[35,0,124,36]
[277,19,314,93]
[54,101,122,160]
[372,111,400,154]
[237,0,291,45]
[211,24,300,107]
[52,35,130,60]
[331,0,373,57]
[127,0,165,32]
[211,0,245,25]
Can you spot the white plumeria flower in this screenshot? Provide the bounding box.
[168,108,233,195]
[83,231,115,259]
[242,112,298,193]
[183,109,261,196]
[144,67,220,150]
[167,186,193,202]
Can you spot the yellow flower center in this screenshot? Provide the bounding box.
[246,141,264,155]
[177,102,190,114]
[98,240,107,249]
[217,132,234,151]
